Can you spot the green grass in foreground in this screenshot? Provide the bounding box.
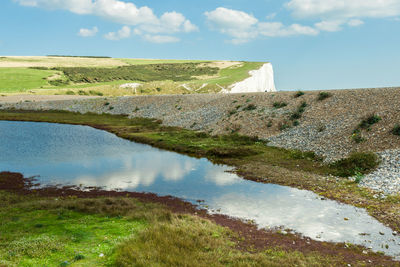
[0,191,347,267]
[0,68,59,92]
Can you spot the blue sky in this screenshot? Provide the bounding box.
[1,0,400,90]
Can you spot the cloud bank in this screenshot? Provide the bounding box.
[14,0,197,43]
[205,7,318,44]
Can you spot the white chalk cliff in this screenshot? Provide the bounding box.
[227,63,276,93]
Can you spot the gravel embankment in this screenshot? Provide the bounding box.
[360,149,400,196]
[1,87,399,195]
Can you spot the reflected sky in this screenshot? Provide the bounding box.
[0,121,399,259]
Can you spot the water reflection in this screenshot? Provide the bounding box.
[0,121,399,259]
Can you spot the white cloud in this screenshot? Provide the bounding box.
[348,19,364,27]
[139,11,198,34]
[143,34,180,43]
[15,0,93,14]
[205,7,319,44]
[104,25,131,40]
[259,22,319,36]
[14,0,197,42]
[205,7,258,42]
[78,26,98,37]
[286,0,400,19]
[314,20,343,32]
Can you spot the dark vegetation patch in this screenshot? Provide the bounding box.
[392,124,400,136]
[289,102,308,126]
[294,91,305,98]
[88,90,103,96]
[329,152,380,177]
[243,104,257,111]
[352,114,382,143]
[48,79,70,87]
[53,63,218,83]
[359,114,382,130]
[273,101,287,109]
[317,92,333,101]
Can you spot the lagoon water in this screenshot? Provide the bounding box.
[0,121,399,259]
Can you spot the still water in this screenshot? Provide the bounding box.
[0,121,399,259]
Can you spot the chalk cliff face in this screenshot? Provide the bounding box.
[228,63,276,93]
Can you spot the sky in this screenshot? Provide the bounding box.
[1,0,400,90]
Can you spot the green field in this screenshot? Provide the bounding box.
[0,56,266,96]
[0,68,61,93]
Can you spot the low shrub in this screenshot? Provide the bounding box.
[273,102,287,109]
[78,90,89,96]
[290,112,301,120]
[330,152,379,177]
[89,90,103,96]
[228,109,237,116]
[65,90,75,95]
[279,122,291,131]
[290,102,308,122]
[48,79,69,86]
[317,124,326,132]
[317,92,332,101]
[354,171,365,184]
[294,91,305,98]
[359,114,381,129]
[351,130,365,143]
[243,104,257,111]
[392,125,400,136]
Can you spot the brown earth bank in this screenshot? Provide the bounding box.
[1,171,398,266]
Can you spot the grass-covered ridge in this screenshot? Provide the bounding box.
[0,56,266,95]
[54,63,219,83]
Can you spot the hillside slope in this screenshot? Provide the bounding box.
[0,56,275,95]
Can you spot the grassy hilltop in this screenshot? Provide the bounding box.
[0,56,264,96]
